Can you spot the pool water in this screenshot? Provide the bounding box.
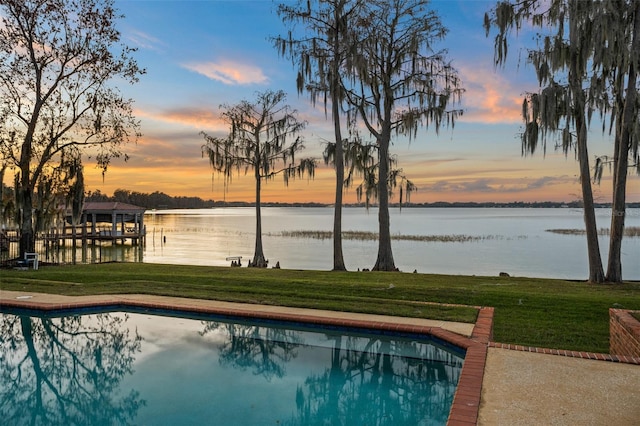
[0,309,464,425]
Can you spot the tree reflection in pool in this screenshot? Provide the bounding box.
[0,309,464,425]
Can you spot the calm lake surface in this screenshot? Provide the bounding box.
[131,207,640,280]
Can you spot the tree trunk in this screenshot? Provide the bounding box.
[17,97,44,259]
[0,165,5,216]
[19,152,35,259]
[331,78,347,272]
[606,98,631,283]
[569,12,604,283]
[330,3,347,272]
[373,134,396,271]
[573,83,604,283]
[576,115,605,283]
[252,170,266,267]
[606,3,639,283]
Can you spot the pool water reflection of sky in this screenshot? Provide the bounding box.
[0,310,464,425]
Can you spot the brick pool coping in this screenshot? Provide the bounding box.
[489,342,640,365]
[446,307,494,425]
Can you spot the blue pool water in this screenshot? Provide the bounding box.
[0,308,464,425]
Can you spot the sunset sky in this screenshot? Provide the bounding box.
[58,1,640,203]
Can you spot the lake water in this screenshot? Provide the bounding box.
[132,207,639,280]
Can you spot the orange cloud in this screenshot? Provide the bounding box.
[135,107,227,132]
[376,152,610,203]
[409,174,582,203]
[182,60,268,85]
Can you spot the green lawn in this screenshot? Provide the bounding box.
[2,263,639,354]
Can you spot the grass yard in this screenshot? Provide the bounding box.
[1,262,639,354]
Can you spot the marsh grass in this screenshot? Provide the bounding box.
[2,263,639,353]
[274,230,520,242]
[546,226,640,237]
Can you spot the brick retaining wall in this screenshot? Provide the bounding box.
[610,308,640,358]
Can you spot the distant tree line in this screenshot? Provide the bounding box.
[79,189,640,211]
[85,189,216,210]
[19,183,637,213]
[399,201,640,209]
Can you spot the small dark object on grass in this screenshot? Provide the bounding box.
[499,272,510,277]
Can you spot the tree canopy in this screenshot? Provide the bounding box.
[0,0,143,256]
[484,0,640,282]
[343,0,463,271]
[201,89,316,267]
[274,0,363,271]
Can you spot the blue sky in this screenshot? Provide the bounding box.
[83,0,638,204]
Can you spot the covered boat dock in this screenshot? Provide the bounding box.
[60,201,147,245]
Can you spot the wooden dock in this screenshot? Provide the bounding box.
[39,226,146,246]
[1,202,147,266]
[1,226,146,267]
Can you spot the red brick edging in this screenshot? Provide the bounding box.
[0,297,471,336]
[489,341,640,365]
[446,307,494,426]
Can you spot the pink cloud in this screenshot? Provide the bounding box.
[458,65,533,124]
[182,60,268,85]
[419,175,575,194]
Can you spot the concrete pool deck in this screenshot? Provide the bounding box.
[479,347,640,425]
[1,290,638,425]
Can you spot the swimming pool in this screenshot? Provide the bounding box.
[0,307,465,425]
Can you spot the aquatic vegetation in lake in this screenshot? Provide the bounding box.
[274,230,516,243]
[546,226,640,237]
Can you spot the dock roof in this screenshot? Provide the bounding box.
[82,202,146,213]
